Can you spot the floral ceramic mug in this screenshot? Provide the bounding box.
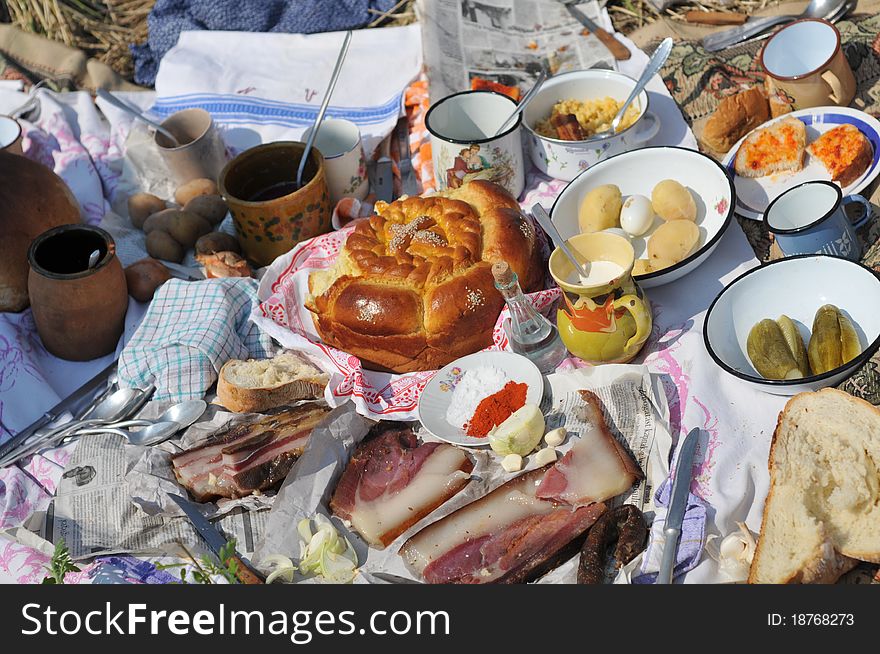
[303,118,369,205]
[425,90,525,198]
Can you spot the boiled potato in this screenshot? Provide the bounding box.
[143,208,177,234]
[174,178,219,206]
[185,194,228,225]
[125,258,172,302]
[648,220,700,265]
[167,211,212,248]
[632,259,653,276]
[128,193,166,229]
[578,184,622,233]
[651,179,696,222]
[145,230,184,263]
[195,231,241,255]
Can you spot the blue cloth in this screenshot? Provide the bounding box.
[131,0,400,86]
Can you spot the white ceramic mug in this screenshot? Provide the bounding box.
[303,118,369,205]
[425,90,525,198]
[0,115,23,154]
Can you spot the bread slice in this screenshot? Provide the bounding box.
[734,116,806,178]
[808,124,873,187]
[749,388,880,584]
[701,86,770,155]
[217,351,329,413]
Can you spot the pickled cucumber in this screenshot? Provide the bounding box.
[776,315,810,379]
[807,304,861,375]
[747,318,809,380]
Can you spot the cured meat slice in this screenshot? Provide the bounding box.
[330,423,473,549]
[536,390,642,505]
[171,403,329,502]
[400,467,607,584]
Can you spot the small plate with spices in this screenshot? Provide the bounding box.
[418,351,543,447]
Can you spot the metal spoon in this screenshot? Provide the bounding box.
[95,88,181,146]
[92,400,207,433]
[493,68,548,137]
[531,204,591,280]
[87,249,100,269]
[71,399,206,447]
[78,421,181,447]
[702,0,845,52]
[295,30,353,190]
[593,38,672,140]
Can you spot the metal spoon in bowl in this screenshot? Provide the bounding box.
[295,30,353,191]
[493,68,548,137]
[593,37,672,141]
[95,88,181,147]
[531,204,591,280]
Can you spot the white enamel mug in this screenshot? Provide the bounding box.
[425,90,525,199]
[0,115,23,154]
[303,118,369,205]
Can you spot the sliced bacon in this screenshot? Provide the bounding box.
[170,403,329,502]
[401,467,607,584]
[330,422,473,549]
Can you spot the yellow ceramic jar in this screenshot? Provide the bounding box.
[549,232,652,364]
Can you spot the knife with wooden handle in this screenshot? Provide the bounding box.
[565,3,631,61]
[685,11,748,25]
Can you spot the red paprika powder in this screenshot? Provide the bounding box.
[465,381,528,437]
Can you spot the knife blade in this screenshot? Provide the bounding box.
[373,133,394,203]
[395,117,419,197]
[565,3,631,61]
[0,359,117,461]
[372,572,424,585]
[168,493,265,584]
[656,427,700,584]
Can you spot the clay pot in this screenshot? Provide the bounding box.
[28,225,128,361]
[219,141,332,267]
[0,151,81,312]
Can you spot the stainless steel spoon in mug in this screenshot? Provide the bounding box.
[531,204,592,280]
[95,88,181,146]
[493,68,548,137]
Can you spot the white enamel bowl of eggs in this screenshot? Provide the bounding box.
[550,146,735,288]
[703,255,880,395]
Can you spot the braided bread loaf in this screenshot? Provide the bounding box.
[307,180,543,373]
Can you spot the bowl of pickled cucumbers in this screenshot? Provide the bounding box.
[703,254,880,395]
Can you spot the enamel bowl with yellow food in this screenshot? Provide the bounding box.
[551,146,735,288]
[522,69,660,182]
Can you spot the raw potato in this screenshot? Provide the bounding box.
[196,231,241,255]
[142,208,177,234]
[185,194,228,225]
[579,184,622,233]
[128,193,166,229]
[648,220,700,265]
[125,258,172,302]
[167,211,212,248]
[651,179,697,222]
[145,229,184,263]
[175,178,218,206]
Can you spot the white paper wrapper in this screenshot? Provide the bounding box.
[254,364,671,584]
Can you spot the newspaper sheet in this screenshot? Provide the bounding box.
[255,364,671,584]
[46,422,269,561]
[418,0,618,100]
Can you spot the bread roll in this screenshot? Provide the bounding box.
[701,86,770,155]
[217,351,329,413]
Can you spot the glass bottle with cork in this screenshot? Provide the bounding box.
[492,261,568,374]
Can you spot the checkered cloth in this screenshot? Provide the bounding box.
[118,278,277,401]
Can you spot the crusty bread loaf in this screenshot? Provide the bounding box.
[734,116,806,178]
[307,180,543,373]
[701,87,770,155]
[217,351,329,413]
[749,388,880,584]
[808,124,873,187]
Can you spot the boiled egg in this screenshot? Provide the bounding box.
[619,194,654,236]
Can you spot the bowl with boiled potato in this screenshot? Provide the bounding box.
[550,146,735,288]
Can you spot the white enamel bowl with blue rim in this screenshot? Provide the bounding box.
[703,255,880,395]
[417,351,543,447]
[721,106,880,220]
[551,146,735,288]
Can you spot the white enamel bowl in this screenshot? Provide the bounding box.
[551,146,735,288]
[703,255,880,395]
[522,69,659,182]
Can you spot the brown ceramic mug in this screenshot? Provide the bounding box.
[219,141,332,267]
[28,225,128,361]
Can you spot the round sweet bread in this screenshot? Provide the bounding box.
[308,180,544,373]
